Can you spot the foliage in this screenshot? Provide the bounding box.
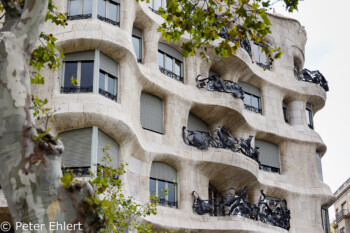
[61,146,159,233]
[138,0,299,63]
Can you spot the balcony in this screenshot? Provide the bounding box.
[294,67,329,92]
[336,209,349,222]
[61,86,93,94]
[99,88,118,101]
[159,66,184,83]
[244,104,262,114]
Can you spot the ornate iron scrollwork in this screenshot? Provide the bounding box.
[302,69,329,91]
[256,61,271,70]
[99,88,118,101]
[67,14,92,21]
[244,104,262,114]
[192,187,290,230]
[97,15,120,26]
[183,126,260,164]
[61,86,93,93]
[159,66,184,83]
[240,39,253,61]
[196,75,244,100]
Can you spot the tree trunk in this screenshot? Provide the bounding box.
[0,1,96,232]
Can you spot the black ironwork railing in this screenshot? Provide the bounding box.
[260,165,280,174]
[192,188,290,230]
[256,61,271,70]
[196,74,244,100]
[244,104,262,114]
[183,126,260,165]
[61,86,93,93]
[301,69,329,91]
[97,15,120,26]
[240,39,253,61]
[67,14,92,21]
[158,198,178,208]
[62,166,90,177]
[336,209,349,221]
[159,66,184,83]
[137,58,142,63]
[148,6,159,14]
[99,88,117,101]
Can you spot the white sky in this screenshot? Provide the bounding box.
[271,0,350,220]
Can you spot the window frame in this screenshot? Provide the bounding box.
[132,28,143,63]
[283,102,289,123]
[149,177,178,208]
[67,0,93,20]
[61,60,94,93]
[253,42,270,70]
[97,0,121,26]
[99,69,118,101]
[243,92,262,114]
[140,92,165,134]
[306,103,314,129]
[148,0,167,13]
[158,50,184,83]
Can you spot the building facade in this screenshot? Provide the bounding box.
[332,178,350,233]
[0,0,334,232]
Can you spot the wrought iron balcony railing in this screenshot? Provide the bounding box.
[61,86,93,94]
[158,198,178,208]
[196,74,244,100]
[336,209,349,222]
[67,14,92,21]
[97,15,120,26]
[192,188,290,230]
[244,104,262,114]
[182,126,260,165]
[62,166,90,177]
[256,61,271,70]
[301,69,329,91]
[148,6,159,14]
[159,66,184,83]
[99,88,118,101]
[260,165,280,174]
[240,38,253,61]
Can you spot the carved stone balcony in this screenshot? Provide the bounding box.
[192,188,290,230]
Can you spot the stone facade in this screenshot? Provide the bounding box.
[332,178,350,233]
[10,0,334,232]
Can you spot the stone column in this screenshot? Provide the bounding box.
[289,100,306,130]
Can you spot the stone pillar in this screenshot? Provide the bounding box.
[289,100,306,130]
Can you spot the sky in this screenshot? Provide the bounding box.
[271,0,350,220]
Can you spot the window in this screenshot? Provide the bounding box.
[342,202,348,211]
[306,103,314,129]
[150,162,177,208]
[340,228,346,233]
[140,93,164,134]
[321,205,331,233]
[255,139,281,173]
[158,42,184,83]
[316,151,323,181]
[67,0,93,20]
[283,102,289,123]
[97,0,120,26]
[253,43,270,70]
[208,184,223,216]
[99,53,118,101]
[187,113,209,132]
[60,128,120,176]
[132,27,143,63]
[62,51,95,93]
[148,0,167,13]
[238,81,262,114]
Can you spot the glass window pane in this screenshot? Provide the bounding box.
[98,0,106,17]
[174,60,181,76]
[149,179,156,196]
[108,75,115,94]
[64,62,78,88]
[252,96,259,109]
[99,71,105,90]
[158,52,164,67]
[154,0,161,11]
[109,2,118,22]
[254,44,260,62]
[80,61,94,89]
[165,55,172,71]
[163,0,167,8]
[69,0,80,16]
[168,183,175,204]
[306,109,311,125]
[244,93,251,106]
[261,51,268,64]
[132,36,141,60]
[83,0,92,14]
[158,180,166,199]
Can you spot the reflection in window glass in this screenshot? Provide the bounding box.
[69,0,80,16]
[64,62,78,88]
[108,76,115,94]
[158,180,166,199]
[109,2,118,22]
[99,71,105,91]
[132,36,141,60]
[174,60,181,76]
[252,96,259,109]
[98,0,106,17]
[254,44,260,62]
[168,183,175,203]
[149,179,156,196]
[165,55,172,71]
[306,109,311,125]
[83,0,93,14]
[154,0,162,11]
[244,93,251,106]
[158,52,164,67]
[80,61,94,88]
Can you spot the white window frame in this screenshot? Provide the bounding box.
[253,42,270,68]
[150,177,177,208]
[148,0,167,12]
[158,50,184,81]
[67,0,92,16]
[98,0,120,24]
[244,92,262,114]
[62,60,94,91]
[132,28,143,63]
[99,69,118,97]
